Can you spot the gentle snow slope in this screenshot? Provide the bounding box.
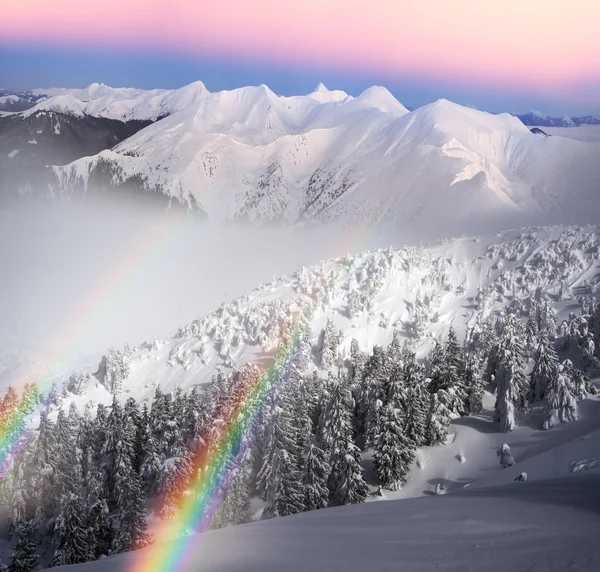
[55,474,600,572]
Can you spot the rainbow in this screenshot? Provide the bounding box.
[132,270,340,571]
[0,208,192,480]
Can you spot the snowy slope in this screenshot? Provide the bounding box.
[52,90,600,235]
[47,225,600,505]
[56,473,600,572]
[58,225,599,405]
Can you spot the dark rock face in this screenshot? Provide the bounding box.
[0,111,153,201]
[530,127,550,137]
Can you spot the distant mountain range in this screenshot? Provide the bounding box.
[2,83,600,238]
[514,110,600,127]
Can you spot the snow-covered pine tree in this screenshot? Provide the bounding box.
[318,318,339,371]
[348,338,367,387]
[110,470,150,554]
[8,434,35,534]
[529,335,558,403]
[321,377,368,506]
[425,390,452,446]
[328,439,368,507]
[53,492,89,566]
[302,444,330,512]
[46,382,61,410]
[494,316,529,431]
[8,521,39,572]
[386,330,404,370]
[220,459,252,527]
[295,316,313,372]
[55,407,81,499]
[318,375,354,454]
[290,378,313,472]
[373,402,415,490]
[543,362,579,429]
[464,353,485,414]
[101,396,127,505]
[355,345,387,437]
[525,300,539,350]
[87,497,112,560]
[534,287,557,336]
[262,448,305,519]
[436,327,467,416]
[30,411,59,538]
[256,401,298,501]
[398,343,428,446]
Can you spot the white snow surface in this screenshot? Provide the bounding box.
[51,89,600,235]
[55,473,600,572]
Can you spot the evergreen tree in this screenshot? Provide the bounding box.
[464,353,485,414]
[543,362,579,429]
[348,338,367,387]
[525,301,539,350]
[494,318,529,431]
[262,449,304,519]
[328,439,368,507]
[87,497,112,560]
[9,521,39,572]
[355,345,387,436]
[217,460,252,527]
[436,328,467,415]
[53,492,89,566]
[319,377,354,454]
[529,336,558,403]
[425,390,452,446]
[30,411,59,537]
[319,318,339,371]
[110,471,150,554]
[373,403,414,490]
[386,330,404,369]
[55,407,81,499]
[302,444,330,511]
[426,339,445,393]
[256,402,298,501]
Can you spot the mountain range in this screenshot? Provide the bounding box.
[2,82,600,239]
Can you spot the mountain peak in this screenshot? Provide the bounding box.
[313,82,329,93]
[354,86,409,116]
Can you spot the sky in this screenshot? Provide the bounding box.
[1,0,599,116]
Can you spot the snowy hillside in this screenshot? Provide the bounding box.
[65,225,599,404]
[54,473,600,572]
[4,224,600,571]
[52,87,600,235]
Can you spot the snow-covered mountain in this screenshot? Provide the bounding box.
[516,110,600,127]
[50,86,600,235]
[42,224,600,572]
[26,81,209,122]
[2,81,599,236]
[63,225,599,404]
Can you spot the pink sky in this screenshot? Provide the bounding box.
[3,0,599,97]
